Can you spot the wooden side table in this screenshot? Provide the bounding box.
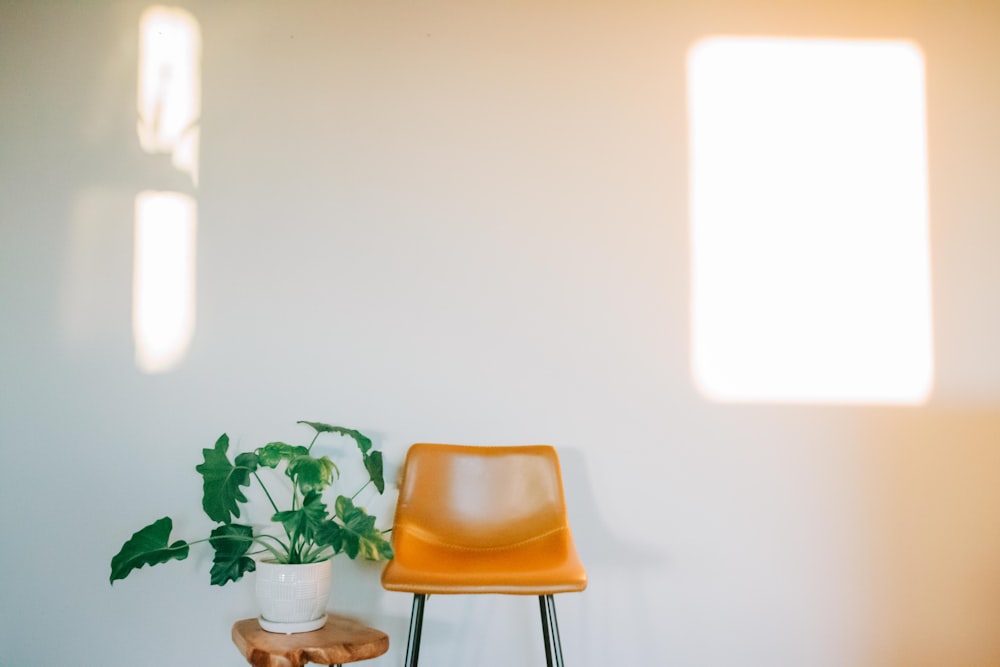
[232,613,389,667]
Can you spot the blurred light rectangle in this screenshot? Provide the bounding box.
[133,191,196,374]
[688,37,933,403]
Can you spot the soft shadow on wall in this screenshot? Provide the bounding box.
[560,447,668,666]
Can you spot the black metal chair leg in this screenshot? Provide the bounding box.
[404,593,427,667]
[539,595,554,667]
[543,594,565,667]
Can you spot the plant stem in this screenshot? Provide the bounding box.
[253,472,280,515]
[289,528,301,563]
[252,534,291,561]
[307,431,321,453]
[351,479,372,501]
[301,544,332,563]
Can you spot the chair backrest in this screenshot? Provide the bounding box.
[394,444,572,550]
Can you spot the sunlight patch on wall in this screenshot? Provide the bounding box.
[138,5,201,184]
[687,37,933,404]
[134,6,200,374]
[133,192,197,374]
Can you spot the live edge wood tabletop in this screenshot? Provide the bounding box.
[232,613,390,667]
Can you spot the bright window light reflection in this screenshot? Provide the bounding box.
[138,5,201,184]
[688,37,933,404]
[134,6,200,375]
[133,192,197,374]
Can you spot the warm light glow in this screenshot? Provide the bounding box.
[138,6,201,184]
[133,192,197,374]
[134,6,200,375]
[688,37,933,404]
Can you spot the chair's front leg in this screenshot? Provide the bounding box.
[404,593,427,667]
[539,594,565,667]
[539,595,554,667]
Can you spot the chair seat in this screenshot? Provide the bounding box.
[382,525,587,595]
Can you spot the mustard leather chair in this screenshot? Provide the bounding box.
[382,443,587,667]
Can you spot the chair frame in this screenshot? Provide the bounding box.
[401,592,567,667]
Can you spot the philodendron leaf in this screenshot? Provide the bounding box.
[208,523,256,586]
[110,517,189,584]
[256,442,309,468]
[316,521,344,556]
[195,434,259,523]
[363,449,385,494]
[273,491,328,545]
[287,454,336,494]
[297,421,370,452]
[258,441,337,494]
[316,496,394,561]
[296,421,385,494]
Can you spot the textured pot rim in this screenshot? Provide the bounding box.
[257,558,333,567]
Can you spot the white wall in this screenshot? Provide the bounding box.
[2,1,1000,665]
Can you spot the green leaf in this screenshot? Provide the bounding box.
[256,442,309,468]
[297,421,367,448]
[195,434,258,523]
[287,455,336,494]
[315,521,345,557]
[316,496,394,561]
[110,517,189,584]
[296,422,372,456]
[257,441,337,494]
[296,422,385,494]
[208,524,256,586]
[273,491,328,546]
[363,450,385,494]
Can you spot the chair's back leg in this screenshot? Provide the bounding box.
[404,593,428,667]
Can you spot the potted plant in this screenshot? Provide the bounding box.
[110,420,394,632]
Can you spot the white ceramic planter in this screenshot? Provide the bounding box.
[255,559,332,633]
